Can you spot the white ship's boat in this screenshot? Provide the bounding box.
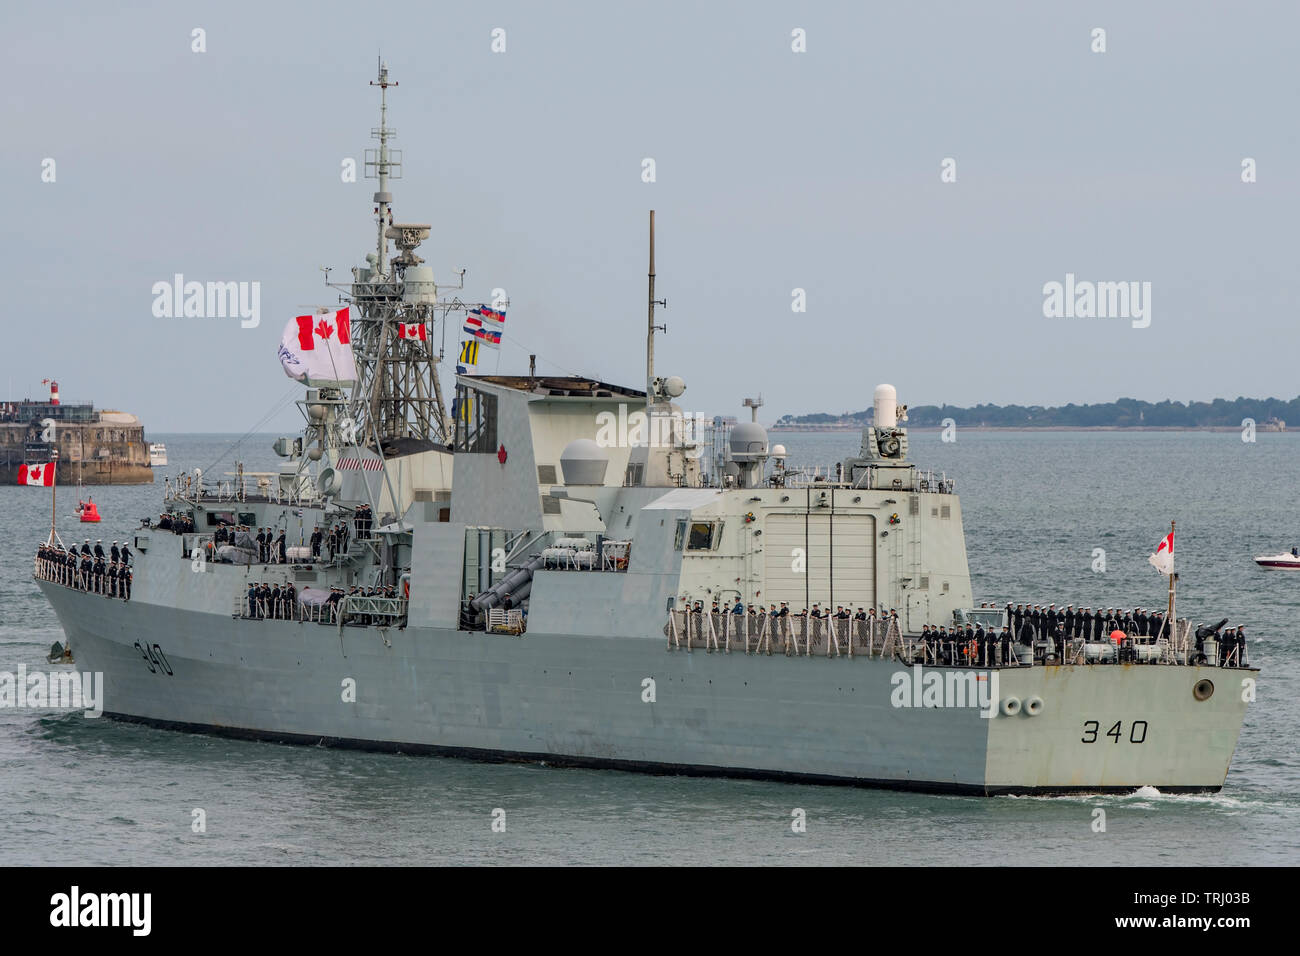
[1254,551,1300,569]
[149,443,167,467]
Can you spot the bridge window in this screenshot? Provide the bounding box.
[677,519,723,552]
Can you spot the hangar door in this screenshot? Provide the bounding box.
[763,513,876,613]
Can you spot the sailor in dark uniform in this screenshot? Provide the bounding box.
[120,543,131,565]
[247,583,257,618]
[276,531,287,564]
[107,562,118,598]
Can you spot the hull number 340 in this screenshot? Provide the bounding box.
[1081,719,1147,743]
[133,641,173,677]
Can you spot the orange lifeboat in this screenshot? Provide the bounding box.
[77,500,101,523]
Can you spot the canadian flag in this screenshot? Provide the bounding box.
[18,462,56,486]
[398,322,428,341]
[1148,530,1174,575]
[279,307,357,384]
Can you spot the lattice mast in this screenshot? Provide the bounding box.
[342,60,451,448]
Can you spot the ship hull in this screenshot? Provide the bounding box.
[37,580,1252,795]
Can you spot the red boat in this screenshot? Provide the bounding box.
[76,499,101,523]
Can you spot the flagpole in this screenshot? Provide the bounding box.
[50,449,58,546]
[1166,519,1175,645]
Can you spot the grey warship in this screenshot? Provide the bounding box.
[33,65,1256,795]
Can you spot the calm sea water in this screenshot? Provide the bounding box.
[1,431,1296,866]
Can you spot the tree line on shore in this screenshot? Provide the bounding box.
[776,396,1294,428]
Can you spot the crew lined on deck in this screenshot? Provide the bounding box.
[34,541,132,600]
[668,600,1249,667]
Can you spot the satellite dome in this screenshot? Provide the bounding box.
[729,422,769,460]
[663,375,686,398]
[560,438,609,485]
[771,443,787,458]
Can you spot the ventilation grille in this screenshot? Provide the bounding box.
[541,496,562,515]
[940,504,951,519]
[537,464,557,485]
[919,576,930,590]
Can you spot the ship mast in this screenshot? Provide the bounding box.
[646,210,666,402]
[372,61,394,276]
[335,60,455,450]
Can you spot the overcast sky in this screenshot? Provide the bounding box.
[4,1,1298,431]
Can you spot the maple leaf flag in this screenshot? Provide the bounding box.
[398,322,428,341]
[279,307,357,385]
[17,462,56,486]
[1148,530,1174,575]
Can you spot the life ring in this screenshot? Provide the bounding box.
[1025,696,1044,716]
[1000,696,1022,717]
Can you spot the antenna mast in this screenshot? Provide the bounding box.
[646,210,666,401]
[370,59,397,276]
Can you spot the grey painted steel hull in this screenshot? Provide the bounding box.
[39,580,1250,795]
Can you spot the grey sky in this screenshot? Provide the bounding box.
[4,1,1297,432]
